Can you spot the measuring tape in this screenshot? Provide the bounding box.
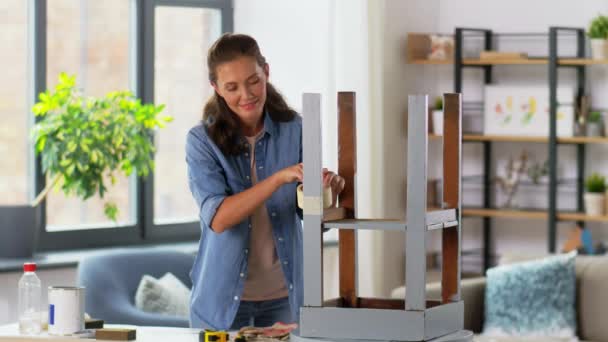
[200,329,229,342]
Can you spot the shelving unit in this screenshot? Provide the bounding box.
[454,27,608,269]
[412,27,608,272]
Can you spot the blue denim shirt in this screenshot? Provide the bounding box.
[186,112,303,330]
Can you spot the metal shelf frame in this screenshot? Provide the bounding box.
[454,26,591,271]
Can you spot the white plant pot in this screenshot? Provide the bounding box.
[590,39,608,60]
[432,110,443,135]
[584,192,605,216]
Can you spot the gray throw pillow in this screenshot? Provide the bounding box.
[134,272,191,318]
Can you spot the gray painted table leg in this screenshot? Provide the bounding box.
[290,330,473,342]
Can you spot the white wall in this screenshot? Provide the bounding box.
[235,0,388,297]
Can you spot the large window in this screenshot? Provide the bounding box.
[153,6,221,225]
[45,0,134,230]
[1,0,232,251]
[0,1,30,205]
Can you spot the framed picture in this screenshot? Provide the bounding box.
[484,85,575,137]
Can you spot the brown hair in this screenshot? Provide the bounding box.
[203,33,297,155]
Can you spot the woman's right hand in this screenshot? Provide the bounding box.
[274,163,303,185]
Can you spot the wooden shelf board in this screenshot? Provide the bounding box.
[447,58,608,66]
[428,134,608,144]
[463,208,547,220]
[410,59,453,65]
[558,136,608,144]
[559,58,608,65]
[463,134,548,143]
[557,212,608,222]
[465,58,547,65]
[463,208,608,222]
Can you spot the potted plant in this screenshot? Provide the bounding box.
[586,111,604,136]
[584,172,606,216]
[431,96,443,135]
[588,14,608,60]
[0,73,171,258]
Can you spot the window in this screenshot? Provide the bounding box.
[11,0,234,251]
[0,1,30,205]
[45,0,135,230]
[153,6,222,225]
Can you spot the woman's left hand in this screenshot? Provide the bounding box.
[323,168,345,207]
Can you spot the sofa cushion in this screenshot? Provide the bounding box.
[576,256,608,342]
[483,252,577,338]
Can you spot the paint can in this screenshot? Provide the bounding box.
[48,286,85,335]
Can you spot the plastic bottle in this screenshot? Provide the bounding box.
[18,262,41,335]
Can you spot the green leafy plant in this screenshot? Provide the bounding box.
[527,160,549,184]
[31,73,172,221]
[434,97,443,111]
[588,111,603,123]
[585,172,606,193]
[588,14,608,39]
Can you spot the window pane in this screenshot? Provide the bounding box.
[154,6,221,225]
[45,0,133,230]
[0,1,30,205]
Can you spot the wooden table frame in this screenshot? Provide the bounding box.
[298,93,465,341]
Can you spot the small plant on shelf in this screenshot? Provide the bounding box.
[527,160,549,185]
[588,14,608,59]
[584,172,606,216]
[585,173,606,193]
[589,111,602,123]
[434,96,443,111]
[588,14,608,39]
[586,111,604,136]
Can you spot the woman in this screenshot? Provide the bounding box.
[186,33,344,330]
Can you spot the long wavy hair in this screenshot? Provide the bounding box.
[203,33,297,155]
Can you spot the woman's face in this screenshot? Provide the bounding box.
[212,56,269,127]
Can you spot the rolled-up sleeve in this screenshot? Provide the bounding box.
[186,128,227,231]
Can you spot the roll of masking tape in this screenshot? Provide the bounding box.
[48,286,85,336]
[297,184,332,210]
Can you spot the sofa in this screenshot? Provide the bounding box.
[391,256,608,341]
[77,249,195,327]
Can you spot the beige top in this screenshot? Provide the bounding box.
[241,133,288,301]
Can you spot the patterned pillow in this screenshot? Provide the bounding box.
[483,251,577,338]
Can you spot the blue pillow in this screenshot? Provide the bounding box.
[483,251,577,338]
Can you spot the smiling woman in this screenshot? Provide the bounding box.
[185,33,344,331]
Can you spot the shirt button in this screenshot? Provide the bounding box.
[271,212,277,217]
[258,166,264,170]
[245,249,249,254]
[248,223,252,229]
[258,142,262,146]
[240,273,245,278]
[234,296,239,301]
[278,237,284,242]
[246,175,250,180]
[289,284,293,290]
[283,260,288,265]
[245,153,249,157]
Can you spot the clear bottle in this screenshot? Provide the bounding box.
[18,262,41,335]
